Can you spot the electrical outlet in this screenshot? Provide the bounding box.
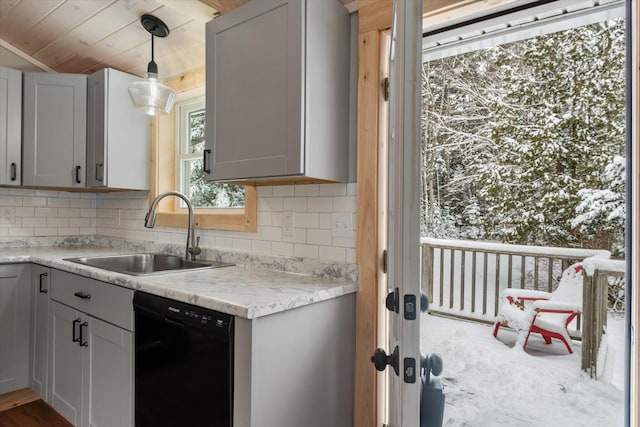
[331,212,353,238]
[1,207,15,225]
[283,211,295,237]
[114,209,121,226]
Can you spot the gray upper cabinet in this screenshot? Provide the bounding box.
[205,0,350,183]
[23,72,87,188]
[87,68,150,190]
[0,67,22,186]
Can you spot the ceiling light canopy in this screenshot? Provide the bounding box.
[128,14,176,116]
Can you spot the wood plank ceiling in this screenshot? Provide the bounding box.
[0,0,352,79]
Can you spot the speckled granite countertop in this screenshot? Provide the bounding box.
[0,247,357,319]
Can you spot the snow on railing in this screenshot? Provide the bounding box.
[420,238,624,377]
[420,237,609,322]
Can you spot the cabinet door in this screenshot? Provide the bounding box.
[51,301,84,426]
[31,265,51,401]
[82,316,133,427]
[87,68,150,190]
[0,67,22,186]
[23,72,87,187]
[0,264,30,394]
[205,0,303,180]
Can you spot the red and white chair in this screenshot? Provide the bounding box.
[493,263,585,354]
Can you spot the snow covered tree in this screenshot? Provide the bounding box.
[421,19,626,253]
[572,155,626,256]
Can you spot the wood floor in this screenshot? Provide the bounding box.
[0,388,71,427]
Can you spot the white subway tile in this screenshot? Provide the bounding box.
[261,226,283,242]
[251,240,271,254]
[59,208,80,218]
[307,229,332,246]
[257,197,283,212]
[319,246,346,262]
[22,218,47,228]
[257,186,273,197]
[294,244,319,259]
[9,228,34,237]
[16,207,35,217]
[346,183,357,196]
[332,196,356,212]
[319,183,347,196]
[272,185,295,197]
[283,228,306,244]
[271,242,294,257]
[35,207,58,217]
[233,239,251,252]
[283,197,307,212]
[294,185,320,197]
[47,198,69,208]
[47,218,70,227]
[296,212,319,229]
[307,197,333,212]
[318,213,331,229]
[70,199,92,208]
[346,248,356,263]
[58,228,79,235]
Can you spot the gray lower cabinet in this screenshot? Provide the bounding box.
[234,294,355,427]
[0,67,22,186]
[205,0,350,183]
[0,264,30,394]
[22,72,87,188]
[30,265,51,401]
[49,269,133,427]
[86,68,150,190]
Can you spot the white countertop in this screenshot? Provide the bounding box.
[0,247,357,319]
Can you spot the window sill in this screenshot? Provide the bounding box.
[152,187,257,232]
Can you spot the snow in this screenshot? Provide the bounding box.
[421,314,625,426]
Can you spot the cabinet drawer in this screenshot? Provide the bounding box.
[0,264,18,278]
[50,269,133,331]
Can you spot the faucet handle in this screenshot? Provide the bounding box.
[189,236,202,259]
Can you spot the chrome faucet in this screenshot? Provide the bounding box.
[144,191,201,261]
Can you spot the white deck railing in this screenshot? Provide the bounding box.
[420,238,623,376]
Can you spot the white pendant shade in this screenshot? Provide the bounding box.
[128,72,176,116]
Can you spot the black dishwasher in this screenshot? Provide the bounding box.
[133,291,233,427]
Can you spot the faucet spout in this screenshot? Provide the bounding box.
[145,191,199,261]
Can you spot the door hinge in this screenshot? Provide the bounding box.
[383,77,389,101]
[382,249,388,274]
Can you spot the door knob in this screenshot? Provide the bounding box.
[371,346,399,376]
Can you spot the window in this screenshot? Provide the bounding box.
[175,98,245,209]
[149,69,256,232]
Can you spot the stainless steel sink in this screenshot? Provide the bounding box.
[64,253,232,276]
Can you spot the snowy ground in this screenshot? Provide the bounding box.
[421,313,625,426]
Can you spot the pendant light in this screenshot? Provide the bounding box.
[128,14,176,116]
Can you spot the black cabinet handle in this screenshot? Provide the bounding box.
[39,272,48,293]
[10,163,16,181]
[75,165,82,184]
[95,163,103,182]
[74,291,91,300]
[203,149,211,174]
[72,318,81,343]
[79,322,88,347]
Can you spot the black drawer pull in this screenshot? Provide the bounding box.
[79,322,88,347]
[72,318,81,343]
[39,272,48,293]
[74,291,91,300]
[10,162,17,181]
[75,165,82,184]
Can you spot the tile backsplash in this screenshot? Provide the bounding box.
[0,183,356,264]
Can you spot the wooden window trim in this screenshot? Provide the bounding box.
[149,67,257,232]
